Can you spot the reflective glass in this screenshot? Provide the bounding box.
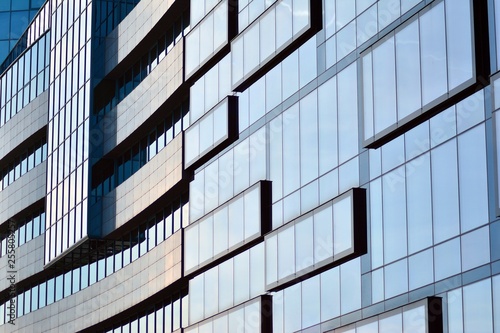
[408,249,433,290]
[384,259,408,298]
[186,28,200,76]
[461,227,490,272]
[420,2,447,105]
[430,106,456,147]
[336,0,355,29]
[233,250,249,304]
[302,275,320,328]
[370,178,384,269]
[278,225,294,280]
[493,276,500,333]
[382,166,407,263]
[276,0,293,49]
[406,153,432,254]
[299,91,318,185]
[457,125,488,232]
[357,5,378,45]
[213,207,228,256]
[447,288,463,333]
[431,139,459,243]
[463,279,493,333]
[340,259,361,314]
[396,20,421,119]
[282,104,300,195]
[373,36,396,134]
[250,244,265,296]
[378,313,403,333]
[295,216,313,272]
[199,216,213,264]
[337,63,358,163]
[445,0,473,90]
[299,37,316,88]
[199,14,214,64]
[337,21,356,60]
[284,285,301,332]
[260,9,275,61]
[333,196,352,255]
[318,76,338,174]
[228,196,244,247]
[282,50,298,100]
[219,260,233,310]
[204,267,218,317]
[270,115,283,201]
[378,0,401,30]
[372,268,384,304]
[434,237,461,281]
[403,305,425,333]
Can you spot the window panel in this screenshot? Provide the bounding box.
[406,153,432,254]
[299,91,318,185]
[445,0,473,90]
[420,2,447,105]
[318,76,338,175]
[434,237,461,281]
[457,124,488,232]
[382,166,407,264]
[396,20,421,120]
[463,279,493,333]
[373,36,396,134]
[431,139,459,243]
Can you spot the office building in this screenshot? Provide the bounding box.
[0,0,499,332]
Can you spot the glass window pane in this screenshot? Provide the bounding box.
[406,153,432,254]
[382,166,407,263]
[396,20,421,119]
[301,275,320,328]
[295,217,313,272]
[434,237,461,281]
[463,279,493,333]
[445,0,473,90]
[457,125,488,232]
[420,2,447,105]
[373,36,396,134]
[299,91,318,185]
[384,259,408,298]
[461,226,490,271]
[431,139,459,243]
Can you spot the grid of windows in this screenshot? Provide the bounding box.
[0,196,188,324]
[237,0,278,32]
[94,11,190,119]
[94,0,141,44]
[362,0,475,145]
[0,138,47,190]
[45,0,93,263]
[231,0,312,89]
[1,0,500,331]
[185,0,229,78]
[323,0,425,66]
[0,209,45,257]
[100,293,188,333]
[91,101,189,201]
[0,32,50,127]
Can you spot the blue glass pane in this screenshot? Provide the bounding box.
[0,13,10,39]
[10,11,30,38]
[12,0,29,10]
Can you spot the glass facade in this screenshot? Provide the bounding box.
[0,0,45,65]
[45,0,93,263]
[0,0,500,331]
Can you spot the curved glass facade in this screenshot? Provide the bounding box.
[0,0,499,332]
